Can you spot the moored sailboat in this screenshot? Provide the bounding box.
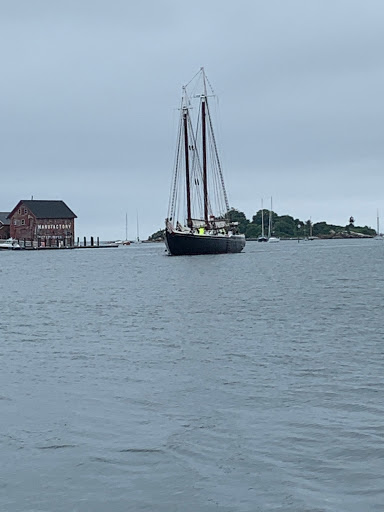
[374,209,383,240]
[165,68,245,256]
[115,213,131,245]
[258,198,268,242]
[267,197,280,243]
[123,213,131,245]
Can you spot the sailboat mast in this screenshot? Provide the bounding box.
[261,198,264,237]
[377,209,380,235]
[136,210,139,242]
[268,197,272,238]
[183,107,192,228]
[202,96,208,225]
[125,212,128,240]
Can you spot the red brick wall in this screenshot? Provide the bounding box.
[9,208,36,239]
[36,218,75,243]
[10,207,75,243]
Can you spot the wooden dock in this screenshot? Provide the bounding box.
[7,237,119,250]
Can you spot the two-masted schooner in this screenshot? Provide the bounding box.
[165,68,245,256]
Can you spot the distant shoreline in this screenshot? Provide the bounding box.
[246,234,373,241]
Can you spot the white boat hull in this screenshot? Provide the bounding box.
[0,239,21,250]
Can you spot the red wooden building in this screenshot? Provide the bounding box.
[8,200,77,247]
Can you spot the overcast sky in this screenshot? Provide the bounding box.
[1,0,383,239]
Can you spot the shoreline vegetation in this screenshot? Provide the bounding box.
[148,208,377,241]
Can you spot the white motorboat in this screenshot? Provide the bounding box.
[0,238,21,250]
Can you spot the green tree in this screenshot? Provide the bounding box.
[148,229,165,241]
[251,209,279,235]
[227,208,249,234]
[245,224,261,238]
[305,219,312,237]
[251,209,265,225]
[351,225,376,236]
[312,221,332,236]
[273,219,292,237]
[274,215,296,237]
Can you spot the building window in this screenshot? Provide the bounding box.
[18,209,21,214]
[21,219,25,225]
[23,208,28,214]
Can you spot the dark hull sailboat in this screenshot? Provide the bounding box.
[165,68,245,256]
[165,227,245,256]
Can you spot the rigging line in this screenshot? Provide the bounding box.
[169,118,182,216]
[210,156,220,213]
[210,147,222,216]
[169,102,184,217]
[182,87,193,111]
[192,153,204,220]
[205,100,230,212]
[204,71,215,97]
[184,68,203,89]
[188,113,202,219]
[207,140,216,207]
[191,152,204,220]
[169,112,183,219]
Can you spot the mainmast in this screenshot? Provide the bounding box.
[199,68,209,226]
[201,96,208,225]
[183,104,192,228]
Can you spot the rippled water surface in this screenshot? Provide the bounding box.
[1,239,383,511]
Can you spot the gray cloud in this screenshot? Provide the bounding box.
[1,0,383,238]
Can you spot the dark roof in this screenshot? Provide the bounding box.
[8,200,77,219]
[0,212,10,225]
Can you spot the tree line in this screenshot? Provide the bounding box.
[149,208,376,240]
[227,209,376,239]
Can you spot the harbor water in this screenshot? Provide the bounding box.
[1,239,383,511]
